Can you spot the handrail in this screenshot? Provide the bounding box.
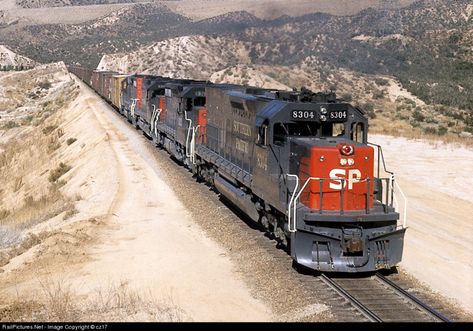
[184,111,192,158]
[150,105,162,139]
[286,174,397,232]
[190,125,200,164]
[368,142,394,178]
[287,174,299,233]
[130,98,139,118]
[392,177,408,228]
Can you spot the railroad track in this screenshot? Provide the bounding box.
[245,225,455,322]
[318,273,450,322]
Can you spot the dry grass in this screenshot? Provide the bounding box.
[0,188,76,229]
[48,162,72,183]
[0,279,188,322]
[0,63,79,130]
[370,113,473,148]
[0,63,80,258]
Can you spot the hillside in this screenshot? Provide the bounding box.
[98,31,473,142]
[1,0,473,140]
[0,45,35,69]
[0,0,470,113]
[98,35,251,79]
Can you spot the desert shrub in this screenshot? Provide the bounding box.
[375,78,389,86]
[437,126,448,135]
[2,121,19,129]
[373,89,385,99]
[66,138,77,146]
[38,80,52,90]
[412,110,425,122]
[423,127,437,134]
[42,125,57,135]
[48,163,72,183]
[23,115,34,125]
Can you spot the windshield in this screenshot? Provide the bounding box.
[273,122,319,145]
[273,122,349,145]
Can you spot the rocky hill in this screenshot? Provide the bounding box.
[97,35,251,79]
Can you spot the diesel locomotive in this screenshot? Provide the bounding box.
[68,66,407,273]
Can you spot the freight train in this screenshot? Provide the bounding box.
[68,66,407,273]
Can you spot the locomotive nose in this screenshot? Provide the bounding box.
[297,142,374,212]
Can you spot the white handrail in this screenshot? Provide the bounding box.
[130,98,139,118]
[287,176,373,232]
[150,105,162,139]
[150,104,156,133]
[393,178,408,228]
[191,125,200,164]
[287,174,299,233]
[184,111,192,158]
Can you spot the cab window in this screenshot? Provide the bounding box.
[257,125,268,146]
[351,122,364,143]
[272,122,319,146]
[321,122,345,137]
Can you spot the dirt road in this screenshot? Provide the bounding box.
[0,78,272,321]
[69,79,272,321]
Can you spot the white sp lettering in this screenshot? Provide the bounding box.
[329,169,362,190]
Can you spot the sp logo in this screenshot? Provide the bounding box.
[329,169,362,190]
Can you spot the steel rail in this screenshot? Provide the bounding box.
[319,274,382,322]
[375,273,451,322]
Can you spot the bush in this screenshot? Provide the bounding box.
[373,89,385,99]
[42,125,58,135]
[66,138,77,146]
[49,162,72,183]
[375,78,389,86]
[39,80,52,90]
[423,127,437,134]
[2,121,19,129]
[437,126,448,135]
[412,110,425,122]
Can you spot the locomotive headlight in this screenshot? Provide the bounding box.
[320,114,327,121]
[340,144,354,156]
[339,158,347,166]
[320,107,327,114]
[348,158,355,166]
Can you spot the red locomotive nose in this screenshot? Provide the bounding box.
[340,144,354,156]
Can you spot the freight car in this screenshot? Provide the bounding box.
[68,66,407,273]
